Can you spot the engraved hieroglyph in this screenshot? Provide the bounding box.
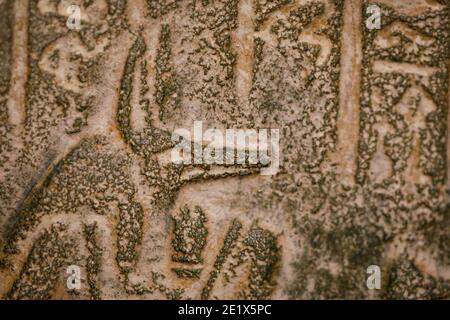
[0,0,449,299]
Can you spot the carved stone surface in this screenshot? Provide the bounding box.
[0,0,449,299]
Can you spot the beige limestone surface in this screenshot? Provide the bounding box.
[0,0,449,299]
